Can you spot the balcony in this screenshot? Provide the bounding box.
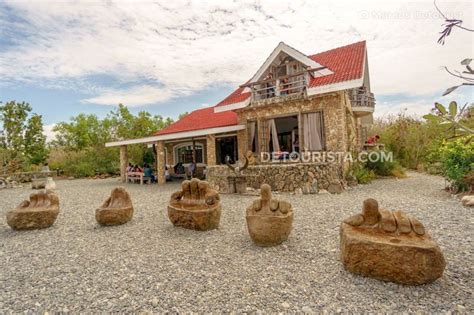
[248,73,307,104]
[349,87,375,117]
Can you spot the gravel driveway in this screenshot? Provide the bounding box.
[0,172,472,313]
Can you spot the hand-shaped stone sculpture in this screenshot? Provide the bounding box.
[7,190,60,230]
[340,198,445,285]
[96,187,134,226]
[246,184,293,246]
[168,178,221,231]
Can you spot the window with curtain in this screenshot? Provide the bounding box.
[247,121,258,152]
[302,112,325,151]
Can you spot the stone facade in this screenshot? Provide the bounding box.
[235,91,357,158]
[206,162,343,193]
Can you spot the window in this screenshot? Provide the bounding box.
[174,143,204,164]
[302,112,325,151]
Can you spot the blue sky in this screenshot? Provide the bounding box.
[0,0,472,140]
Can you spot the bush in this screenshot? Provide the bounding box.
[437,137,474,191]
[365,151,406,178]
[48,147,120,177]
[347,163,376,184]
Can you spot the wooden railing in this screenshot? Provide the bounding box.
[250,73,307,101]
[349,87,375,108]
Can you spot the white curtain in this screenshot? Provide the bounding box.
[249,121,256,151]
[268,119,280,152]
[303,112,324,151]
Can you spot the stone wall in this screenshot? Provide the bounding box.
[0,171,56,183]
[236,91,351,159]
[206,162,344,193]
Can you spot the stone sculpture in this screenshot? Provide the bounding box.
[31,178,46,189]
[96,187,134,226]
[168,178,221,231]
[226,155,249,193]
[45,177,56,190]
[246,184,293,246]
[340,198,446,285]
[6,190,60,230]
[246,150,257,165]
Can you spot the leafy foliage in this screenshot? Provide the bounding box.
[437,137,474,191]
[0,101,48,168]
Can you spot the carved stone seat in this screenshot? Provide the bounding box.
[246,184,293,246]
[96,187,134,226]
[168,178,221,231]
[7,190,60,230]
[340,198,446,285]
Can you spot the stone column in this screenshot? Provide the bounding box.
[206,134,216,166]
[156,141,166,185]
[119,145,128,183]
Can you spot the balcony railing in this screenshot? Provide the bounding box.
[349,87,375,108]
[249,73,307,102]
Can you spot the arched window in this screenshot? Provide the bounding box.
[174,143,204,164]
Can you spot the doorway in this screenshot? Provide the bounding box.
[216,136,238,164]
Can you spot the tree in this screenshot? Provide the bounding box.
[25,114,48,164]
[0,101,32,158]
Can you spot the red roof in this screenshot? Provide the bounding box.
[155,107,238,136]
[308,41,366,88]
[156,41,366,136]
[215,40,366,108]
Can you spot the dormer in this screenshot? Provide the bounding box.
[240,42,333,104]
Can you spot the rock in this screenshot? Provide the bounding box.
[31,178,46,189]
[327,181,343,194]
[96,187,134,226]
[461,195,474,207]
[45,177,56,190]
[302,306,313,313]
[281,302,290,309]
[340,198,446,285]
[318,189,329,194]
[168,178,221,231]
[6,190,60,230]
[246,184,293,247]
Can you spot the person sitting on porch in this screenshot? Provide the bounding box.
[174,162,185,175]
[188,161,196,179]
[134,164,143,172]
[143,163,156,183]
[165,166,171,182]
[126,163,133,173]
[366,135,380,145]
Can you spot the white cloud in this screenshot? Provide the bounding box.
[0,0,472,106]
[81,85,175,107]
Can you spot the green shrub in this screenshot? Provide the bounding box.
[48,146,120,177]
[437,137,474,191]
[347,163,375,184]
[365,151,406,177]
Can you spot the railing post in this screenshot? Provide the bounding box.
[275,79,280,96]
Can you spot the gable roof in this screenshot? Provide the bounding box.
[308,40,366,88]
[248,42,333,83]
[155,106,238,136]
[215,40,366,112]
[151,40,367,137]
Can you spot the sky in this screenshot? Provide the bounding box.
[0,0,472,141]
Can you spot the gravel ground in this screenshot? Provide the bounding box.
[0,172,472,313]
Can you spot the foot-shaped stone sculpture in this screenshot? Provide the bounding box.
[168,178,221,231]
[340,198,446,285]
[246,184,293,246]
[7,190,60,230]
[96,187,134,226]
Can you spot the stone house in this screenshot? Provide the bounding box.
[106,40,375,192]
